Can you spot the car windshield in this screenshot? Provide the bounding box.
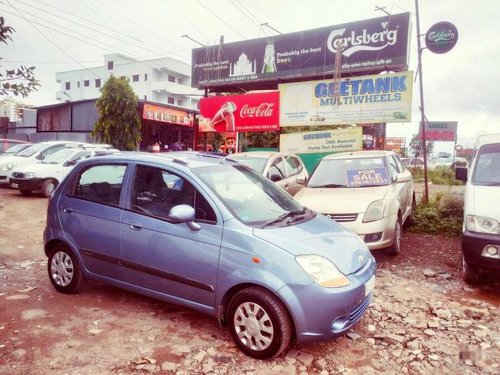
[15,142,49,157]
[307,156,390,188]
[471,143,500,185]
[3,143,30,155]
[194,164,305,226]
[41,149,76,164]
[229,156,268,174]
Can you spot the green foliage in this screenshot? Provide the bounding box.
[410,192,463,236]
[0,17,40,98]
[211,132,224,151]
[92,76,141,151]
[409,133,434,159]
[409,166,463,185]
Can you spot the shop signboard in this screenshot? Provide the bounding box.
[143,104,193,127]
[280,71,413,126]
[199,91,279,132]
[280,127,362,154]
[192,12,410,89]
[419,121,457,141]
[385,137,406,152]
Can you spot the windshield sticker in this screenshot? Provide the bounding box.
[347,168,390,187]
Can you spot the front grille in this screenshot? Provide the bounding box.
[325,213,358,222]
[349,295,371,324]
[11,172,25,178]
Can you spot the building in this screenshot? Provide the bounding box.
[0,97,35,122]
[55,53,202,110]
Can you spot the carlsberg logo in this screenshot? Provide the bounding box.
[327,24,399,57]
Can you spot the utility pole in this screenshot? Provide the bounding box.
[415,0,430,203]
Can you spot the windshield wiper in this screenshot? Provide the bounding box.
[261,209,307,228]
[311,183,346,188]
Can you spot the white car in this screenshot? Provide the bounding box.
[229,151,309,196]
[295,150,415,255]
[9,147,118,197]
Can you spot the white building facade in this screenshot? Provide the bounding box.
[56,53,201,110]
[0,97,35,122]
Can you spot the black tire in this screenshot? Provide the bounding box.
[462,255,480,285]
[227,287,293,359]
[386,217,402,256]
[404,196,417,228]
[47,243,85,294]
[42,179,58,198]
[19,189,31,196]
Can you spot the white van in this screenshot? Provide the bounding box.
[455,134,500,284]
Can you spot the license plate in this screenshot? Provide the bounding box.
[365,275,375,297]
[11,183,18,188]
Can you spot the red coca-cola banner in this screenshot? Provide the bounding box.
[199,91,279,132]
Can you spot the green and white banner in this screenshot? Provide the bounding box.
[280,127,363,154]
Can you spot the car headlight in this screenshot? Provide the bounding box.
[0,162,16,172]
[466,215,500,234]
[363,199,386,223]
[296,255,350,287]
[24,172,36,179]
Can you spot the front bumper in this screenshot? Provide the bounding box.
[9,177,44,191]
[279,255,376,342]
[335,214,397,251]
[462,230,500,272]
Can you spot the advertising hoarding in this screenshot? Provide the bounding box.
[192,12,410,89]
[143,104,193,127]
[279,71,413,126]
[280,127,362,154]
[199,91,279,132]
[419,121,457,141]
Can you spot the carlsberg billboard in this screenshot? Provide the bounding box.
[191,12,410,89]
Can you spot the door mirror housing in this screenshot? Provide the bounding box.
[269,172,282,182]
[296,175,307,185]
[168,204,201,231]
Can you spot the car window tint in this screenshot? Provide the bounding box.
[284,156,302,176]
[267,156,286,178]
[131,165,216,222]
[70,164,126,206]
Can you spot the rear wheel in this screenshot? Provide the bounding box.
[462,255,480,285]
[42,179,58,198]
[47,243,85,294]
[227,287,293,359]
[386,217,402,256]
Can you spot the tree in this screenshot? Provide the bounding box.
[0,17,40,97]
[92,75,141,151]
[409,133,434,159]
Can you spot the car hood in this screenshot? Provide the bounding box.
[13,162,62,175]
[295,185,389,214]
[253,214,372,275]
[0,155,24,166]
[469,184,500,220]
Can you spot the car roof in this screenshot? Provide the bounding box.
[322,150,395,160]
[475,133,500,147]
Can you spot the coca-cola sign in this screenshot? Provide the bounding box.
[192,12,410,90]
[199,92,279,132]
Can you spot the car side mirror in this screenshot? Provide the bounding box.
[168,204,201,231]
[455,167,468,182]
[64,160,77,167]
[269,172,282,182]
[397,172,411,183]
[296,175,307,185]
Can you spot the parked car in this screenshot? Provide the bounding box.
[402,157,425,169]
[455,134,500,284]
[10,147,118,197]
[0,142,33,157]
[295,150,415,255]
[44,152,376,359]
[229,151,308,195]
[0,138,30,154]
[0,141,115,185]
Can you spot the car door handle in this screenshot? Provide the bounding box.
[129,224,142,231]
[63,208,72,214]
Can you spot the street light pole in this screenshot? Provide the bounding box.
[415,0,429,203]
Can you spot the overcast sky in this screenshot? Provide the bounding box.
[1,0,499,152]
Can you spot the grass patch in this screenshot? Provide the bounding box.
[409,166,464,185]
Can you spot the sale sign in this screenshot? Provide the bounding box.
[419,121,457,142]
[347,168,390,187]
[199,91,279,132]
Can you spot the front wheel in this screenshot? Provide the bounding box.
[386,218,402,256]
[42,179,58,198]
[227,287,293,359]
[47,243,85,294]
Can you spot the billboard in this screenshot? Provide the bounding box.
[280,127,362,154]
[280,71,413,126]
[419,121,457,141]
[143,104,193,127]
[199,91,279,132]
[192,12,410,89]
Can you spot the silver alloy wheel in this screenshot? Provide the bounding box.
[233,301,274,351]
[50,251,74,287]
[45,182,55,195]
[394,220,401,251]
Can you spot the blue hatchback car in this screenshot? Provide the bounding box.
[44,152,376,359]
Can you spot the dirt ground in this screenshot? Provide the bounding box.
[0,185,498,375]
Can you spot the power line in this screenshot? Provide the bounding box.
[232,0,262,26]
[230,0,261,28]
[195,0,246,39]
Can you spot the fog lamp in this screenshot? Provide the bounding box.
[364,232,382,243]
[485,246,498,256]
